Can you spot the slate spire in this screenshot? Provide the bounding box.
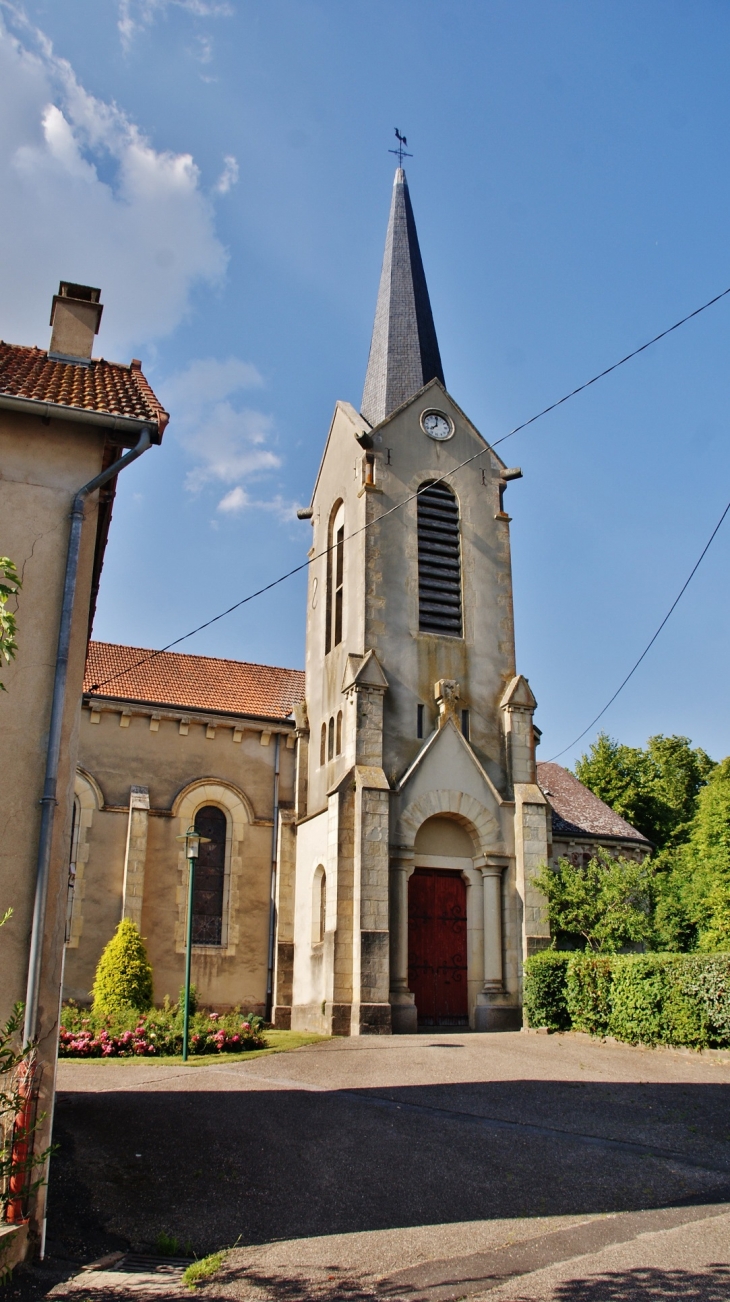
[361,168,444,427]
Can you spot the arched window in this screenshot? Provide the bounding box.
[326,501,345,653]
[312,866,326,943]
[320,722,327,767]
[327,716,335,761]
[192,805,227,945]
[417,481,462,636]
[335,710,343,756]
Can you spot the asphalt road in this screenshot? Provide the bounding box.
[34,1032,730,1299]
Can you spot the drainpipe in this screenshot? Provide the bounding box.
[265,733,281,1022]
[24,427,153,1046]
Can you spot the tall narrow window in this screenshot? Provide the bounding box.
[417,481,462,636]
[312,866,326,943]
[335,710,343,756]
[326,502,345,653]
[327,716,334,761]
[417,704,425,739]
[461,709,470,740]
[192,805,226,945]
[320,723,327,767]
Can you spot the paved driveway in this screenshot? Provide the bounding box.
[43,1032,730,1299]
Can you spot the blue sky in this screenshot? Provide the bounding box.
[2,1,730,767]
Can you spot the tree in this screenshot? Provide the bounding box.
[534,848,654,952]
[0,557,21,692]
[91,919,153,1016]
[575,732,715,850]
[654,758,730,952]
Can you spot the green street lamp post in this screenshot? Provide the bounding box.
[176,825,209,1062]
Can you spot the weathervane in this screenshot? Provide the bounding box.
[389,128,412,167]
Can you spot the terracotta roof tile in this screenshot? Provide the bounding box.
[84,642,304,722]
[537,761,651,845]
[0,343,167,430]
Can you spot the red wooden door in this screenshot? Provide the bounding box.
[408,869,468,1026]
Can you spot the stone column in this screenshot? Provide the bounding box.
[272,812,296,1028]
[121,786,149,929]
[481,863,504,992]
[389,853,416,1033]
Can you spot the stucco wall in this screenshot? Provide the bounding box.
[0,410,106,1029]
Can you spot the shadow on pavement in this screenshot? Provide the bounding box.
[546,1264,730,1301]
[46,1079,730,1258]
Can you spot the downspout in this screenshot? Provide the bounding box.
[265,733,281,1022]
[24,426,153,1046]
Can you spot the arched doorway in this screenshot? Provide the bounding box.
[408,869,468,1026]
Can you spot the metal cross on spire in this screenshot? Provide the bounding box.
[389,128,412,167]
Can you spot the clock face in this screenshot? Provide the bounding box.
[421,410,453,441]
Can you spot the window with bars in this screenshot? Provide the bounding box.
[417,481,462,636]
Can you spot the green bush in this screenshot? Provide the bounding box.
[675,954,730,1046]
[525,950,730,1048]
[566,953,613,1036]
[523,951,571,1030]
[91,919,153,1017]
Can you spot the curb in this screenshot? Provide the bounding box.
[522,1026,730,1063]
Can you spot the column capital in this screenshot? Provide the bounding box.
[481,854,510,876]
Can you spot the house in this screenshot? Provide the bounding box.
[0,283,167,1242]
[537,761,652,865]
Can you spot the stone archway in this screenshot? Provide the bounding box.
[67,768,103,949]
[391,790,508,1033]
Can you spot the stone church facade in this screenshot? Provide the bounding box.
[69,168,650,1030]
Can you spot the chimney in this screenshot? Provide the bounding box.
[49,282,103,365]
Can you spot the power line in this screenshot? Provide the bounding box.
[547,495,730,762]
[89,283,730,693]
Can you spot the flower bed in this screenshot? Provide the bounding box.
[59,1002,267,1058]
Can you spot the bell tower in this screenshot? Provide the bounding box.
[285,167,549,1036]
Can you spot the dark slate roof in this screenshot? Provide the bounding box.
[537,762,651,846]
[361,168,444,428]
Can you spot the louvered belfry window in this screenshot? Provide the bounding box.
[417,481,462,636]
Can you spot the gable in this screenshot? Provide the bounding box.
[396,718,503,816]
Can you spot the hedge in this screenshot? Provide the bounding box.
[522,950,571,1031]
[524,951,730,1048]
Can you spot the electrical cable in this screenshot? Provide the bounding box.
[546,495,730,761]
[89,283,730,693]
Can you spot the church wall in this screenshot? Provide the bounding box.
[291,807,329,1030]
[303,402,371,818]
[363,387,517,795]
[66,701,295,1011]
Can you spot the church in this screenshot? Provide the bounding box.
[68,168,650,1032]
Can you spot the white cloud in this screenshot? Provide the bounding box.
[0,6,228,359]
[162,357,287,504]
[218,488,301,522]
[117,1,233,52]
[215,154,238,194]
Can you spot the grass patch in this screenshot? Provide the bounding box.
[182,1251,226,1289]
[57,1029,329,1066]
[156,1230,193,1257]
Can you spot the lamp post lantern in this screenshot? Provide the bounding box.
[176,825,209,1062]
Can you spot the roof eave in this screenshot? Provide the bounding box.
[0,392,166,444]
[83,693,297,727]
